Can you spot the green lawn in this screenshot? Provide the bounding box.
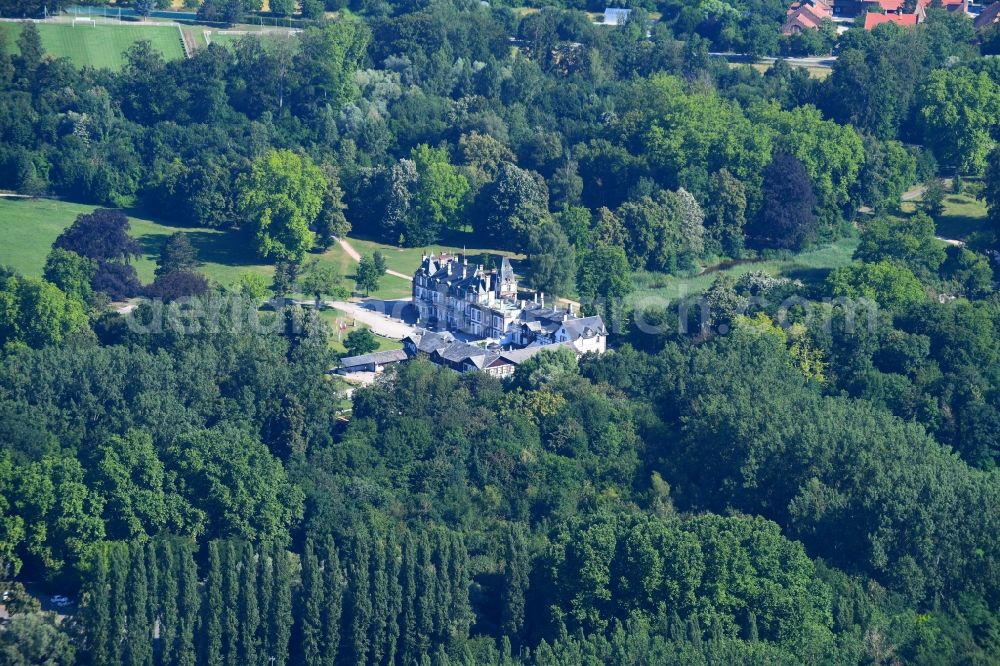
[0,197,424,301]
[934,193,988,241]
[631,236,860,301]
[0,198,272,285]
[895,188,989,244]
[0,22,185,69]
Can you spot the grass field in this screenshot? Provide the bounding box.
[897,187,988,243]
[740,61,831,80]
[0,22,185,69]
[631,236,860,302]
[932,193,988,241]
[0,198,273,284]
[0,197,424,301]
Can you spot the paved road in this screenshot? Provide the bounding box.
[710,52,838,70]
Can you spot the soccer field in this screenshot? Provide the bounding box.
[0,22,185,69]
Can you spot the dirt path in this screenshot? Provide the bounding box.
[336,237,414,281]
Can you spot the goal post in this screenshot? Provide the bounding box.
[72,17,96,27]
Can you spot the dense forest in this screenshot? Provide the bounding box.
[2,0,1000,664]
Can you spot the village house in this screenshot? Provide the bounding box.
[783,0,834,35]
[785,0,969,33]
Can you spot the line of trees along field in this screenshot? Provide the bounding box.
[2,1,1000,665]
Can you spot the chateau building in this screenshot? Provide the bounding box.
[412,252,608,355]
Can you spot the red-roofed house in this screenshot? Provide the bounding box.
[870,0,905,13]
[915,0,968,13]
[864,11,919,29]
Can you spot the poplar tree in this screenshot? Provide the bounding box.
[144,541,159,666]
[270,542,293,666]
[347,534,373,666]
[237,543,260,666]
[175,540,199,666]
[298,538,322,665]
[157,538,178,666]
[83,546,111,666]
[370,534,390,666]
[320,537,343,666]
[384,532,403,666]
[125,541,152,666]
[399,533,419,666]
[500,525,528,640]
[109,542,129,666]
[415,533,435,656]
[257,543,274,663]
[221,542,239,666]
[449,533,472,640]
[202,542,224,666]
[431,530,452,639]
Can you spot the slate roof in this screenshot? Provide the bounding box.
[340,349,409,368]
[405,330,456,354]
[976,1,1000,28]
[560,316,608,340]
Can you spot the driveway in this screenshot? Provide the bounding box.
[327,299,417,340]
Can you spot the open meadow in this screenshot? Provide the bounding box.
[0,198,432,301]
[631,236,860,302]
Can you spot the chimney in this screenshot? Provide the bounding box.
[533,292,538,304]
[540,293,545,307]
[462,264,467,279]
